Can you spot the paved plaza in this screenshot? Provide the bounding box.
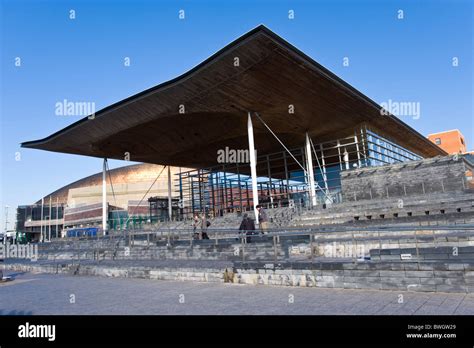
[1,271,474,315]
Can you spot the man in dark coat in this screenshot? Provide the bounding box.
[239,213,256,243]
[256,205,269,234]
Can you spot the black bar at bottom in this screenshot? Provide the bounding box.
[0,315,472,347]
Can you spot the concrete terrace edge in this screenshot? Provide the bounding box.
[3,261,474,294]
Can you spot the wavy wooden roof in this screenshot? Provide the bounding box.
[22,25,445,167]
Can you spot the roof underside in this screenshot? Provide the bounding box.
[22,25,446,169]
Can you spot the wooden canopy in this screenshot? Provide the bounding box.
[22,25,445,168]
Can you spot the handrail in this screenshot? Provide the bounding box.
[120,224,474,236]
[52,223,474,244]
[98,225,474,250]
[33,223,474,267]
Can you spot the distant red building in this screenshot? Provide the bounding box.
[428,129,467,154]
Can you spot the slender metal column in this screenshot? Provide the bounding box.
[56,197,59,239]
[220,171,225,214]
[337,140,343,170]
[223,166,228,212]
[210,171,216,216]
[354,133,362,168]
[40,198,44,242]
[102,158,107,235]
[360,127,368,165]
[48,196,52,241]
[283,151,289,194]
[229,177,234,211]
[305,133,317,207]
[198,169,202,212]
[343,148,350,170]
[266,155,273,208]
[236,163,243,212]
[247,112,259,224]
[168,166,172,221]
[245,181,251,210]
[149,199,153,223]
[191,174,195,215]
[179,167,184,218]
[319,144,329,194]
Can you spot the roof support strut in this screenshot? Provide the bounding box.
[102,158,108,235]
[309,136,330,199]
[253,112,333,204]
[305,133,317,207]
[168,166,172,221]
[247,112,259,224]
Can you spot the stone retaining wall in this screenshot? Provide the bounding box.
[233,261,474,293]
[3,260,474,294]
[2,262,225,283]
[341,156,468,201]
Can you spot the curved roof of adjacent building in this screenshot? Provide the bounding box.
[34,163,166,204]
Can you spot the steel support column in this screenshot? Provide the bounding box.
[102,158,107,235]
[168,166,172,221]
[305,133,317,207]
[319,143,329,194]
[247,112,259,224]
[56,197,59,238]
[48,196,52,241]
[40,197,44,242]
[355,133,362,168]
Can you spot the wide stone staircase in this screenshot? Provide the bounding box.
[290,191,474,227]
[5,187,474,293]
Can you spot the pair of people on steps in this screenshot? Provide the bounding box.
[238,205,269,242]
[192,213,210,239]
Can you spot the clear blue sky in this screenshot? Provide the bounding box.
[1,0,472,229]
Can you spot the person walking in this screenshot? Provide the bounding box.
[256,205,269,234]
[192,213,201,239]
[201,214,210,240]
[239,213,255,243]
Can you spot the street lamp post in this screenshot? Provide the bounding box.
[3,205,9,245]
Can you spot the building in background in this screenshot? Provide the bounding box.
[16,203,65,243]
[15,164,186,242]
[428,130,468,155]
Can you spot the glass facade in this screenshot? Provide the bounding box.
[173,125,424,218]
[366,129,422,166]
[16,203,65,242]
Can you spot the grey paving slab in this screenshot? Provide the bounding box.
[1,271,474,315]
